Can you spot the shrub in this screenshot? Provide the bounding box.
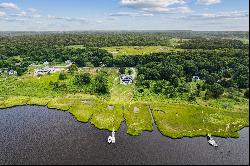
[74,73,91,85]
[59,72,67,80]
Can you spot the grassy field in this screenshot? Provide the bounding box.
[151,102,248,138]
[0,67,249,138]
[102,46,184,56]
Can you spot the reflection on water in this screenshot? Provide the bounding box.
[0,106,249,165]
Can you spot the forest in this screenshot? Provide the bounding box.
[0,31,249,99]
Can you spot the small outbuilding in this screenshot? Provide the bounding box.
[43,61,49,66]
[192,76,200,82]
[65,60,72,65]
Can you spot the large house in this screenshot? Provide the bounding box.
[35,67,55,75]
[120,74,134,85]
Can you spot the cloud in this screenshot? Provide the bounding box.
[0,11,6,17]
[120,0,186,8]
[1,18,25,22]
[15,11,27,17]
[47,15,87,22]
[197,0,221,5]
[109,11,154,17]
[143,6,191,14]
[0,2,19,10]
[28,8,37,13]
[186,11,249,19]
[120,0,191,14]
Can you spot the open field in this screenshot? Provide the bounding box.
[102,46,185,56]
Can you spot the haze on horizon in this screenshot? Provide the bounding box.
[0,0,249,31]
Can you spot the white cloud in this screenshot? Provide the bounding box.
[109,11,154,17]
[187,11,249,19]
[143,6,191,14]
[120,0,186,8]
[47,15,87,22]
[197,0,221,5]
[15,11,27,17]
[28,8,37,13]
[31,14,42,18]
[0,2,19,10]
[0,11,6,17]
[120,0,191,14]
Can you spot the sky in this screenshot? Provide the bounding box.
[0,0,249,31]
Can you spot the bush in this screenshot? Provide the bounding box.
[74,73,91,86]
[68,64,78,74]
[207,83,224,98]
[119,67,126,74]
[94,72,109,94]
[49,81,67,91]
[188,93,196,102]
[244,89,249,98]
[59,72,67,80]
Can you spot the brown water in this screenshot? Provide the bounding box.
[0,106,249,165]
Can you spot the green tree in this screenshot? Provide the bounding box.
[128,69,133,75]
[119,67,126,74]
[59,72,67,80]
[207,83,224,98]
[68,64,78,74]
[94,72,109,94]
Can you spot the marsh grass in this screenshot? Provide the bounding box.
[123,102,153,136]
[0,67,248,138]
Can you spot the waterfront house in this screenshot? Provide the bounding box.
[120,74,134,85]
[35,67,55,75]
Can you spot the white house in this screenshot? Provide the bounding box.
[8,69,17,75]
[120,74,134,85]
[43,61,49,66]
[65,60,72,65]
[35,67,55,75]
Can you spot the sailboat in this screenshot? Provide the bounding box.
[108,128,116,144]
[207,134,218,147]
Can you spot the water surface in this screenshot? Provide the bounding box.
[0,106,248,165]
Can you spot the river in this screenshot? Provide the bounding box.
[0,106,248,165]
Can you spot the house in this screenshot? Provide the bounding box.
[43,61,49,66]
[120,74,134,85]
[65,60,72,65]
[8,69,17,75]
[15,62,21,66]
[35,67,55,75]
[192,76,200,82]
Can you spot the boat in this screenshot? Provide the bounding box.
[108,128,116,144]
[207,134,218,147]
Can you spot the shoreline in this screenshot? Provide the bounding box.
[0,99,248,139]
